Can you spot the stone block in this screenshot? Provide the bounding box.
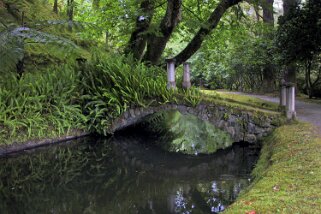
[227,127,235,137]
[129,109,135,118]
[244,134,256,143]
[135,108,141,116]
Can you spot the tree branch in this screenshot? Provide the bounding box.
[182,4,203,22]
[173,0,242,66]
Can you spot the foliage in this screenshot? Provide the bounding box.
[276,0,321,98]
[276,0,321,65]
[226,122,321,213]
[80,51,201,135]
[139,110,233,155]
[190,21,277,92]
[0,66,87,145]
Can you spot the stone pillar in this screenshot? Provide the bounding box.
[286,84,296,119]
[182,62,191,89]
[166,59,176,89]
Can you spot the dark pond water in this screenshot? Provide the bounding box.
[0,130,260,214]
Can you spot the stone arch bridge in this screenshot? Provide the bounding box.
[110,104,283,143]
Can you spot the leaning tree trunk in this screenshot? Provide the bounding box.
[142,0,182,65]
[173,0,242,66]
[125,0,155,61]
[262,0,275,93]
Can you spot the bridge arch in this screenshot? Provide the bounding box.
[110,104,282,143]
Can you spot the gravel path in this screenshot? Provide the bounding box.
[223,92,321,135]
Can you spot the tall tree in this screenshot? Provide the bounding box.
[53,0,58,14]
[125,0,155,61]
[67,0,74,31]
[282,0,299,84]
[261,0,275,92]
[276,0,321,97]
[173,0,242,66]
[143,0,182,65]
[126,0,242,66]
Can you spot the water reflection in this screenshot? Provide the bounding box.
[0,133,260,214]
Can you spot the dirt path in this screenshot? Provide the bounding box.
[223,92,321,135]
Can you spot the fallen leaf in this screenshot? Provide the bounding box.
[273,185,280,192]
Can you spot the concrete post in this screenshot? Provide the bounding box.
[166,59,176,89]
[182,62,191,89]
[286,85,296,119]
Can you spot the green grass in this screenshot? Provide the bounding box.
[201,90,280,112]
[226,122,321,213]
[199,90,280,117]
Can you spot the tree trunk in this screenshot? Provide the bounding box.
[173,0,242,66]
[283,0,298,15]
[67,0,74,31]
[262,0,275,92]
[143,0,182,65]
[284,63,296,83]
[305,60,314,98]
[283,0,299,86]
[125,0,155,61]
[53,0,58,14]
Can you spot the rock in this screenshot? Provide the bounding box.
[247,122,256,134]
[227,126,235,137]
[134,108,141,116]
[123,111,129,119]
[129,109,135,118]
[244,134,256,143]
[228,116,237,127]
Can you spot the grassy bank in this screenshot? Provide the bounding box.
[226,122,321,213]
[200,90,280,115]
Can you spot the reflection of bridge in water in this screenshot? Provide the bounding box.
[111,134,260,179]
[0,134,260,214]
[107,131,261,214]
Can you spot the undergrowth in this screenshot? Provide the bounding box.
[0,65,87,145]
[80,51,201,135]
[0,51,202,144]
